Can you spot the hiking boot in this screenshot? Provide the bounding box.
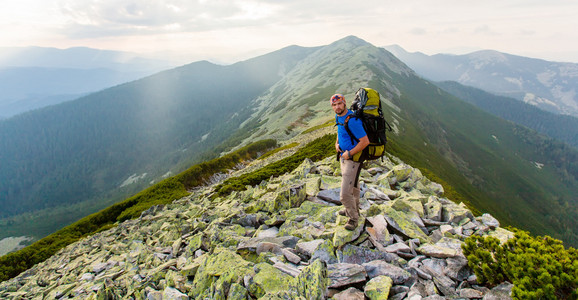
[338,208,346,216]
[344,219,358,231]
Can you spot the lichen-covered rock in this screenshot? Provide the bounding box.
[247,263,294,298]
[191,248,252,296]
[442,202,474,224]
[294,259,328,300]
[487,227,515,244]
[337,244,397,265]
[0,150,518,300]
[333,215,366,248]
[382,206,431,243]
[364,275,393,300]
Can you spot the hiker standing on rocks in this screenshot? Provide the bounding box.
[331,93,369,231]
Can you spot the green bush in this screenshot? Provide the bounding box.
[462,229,578,299]
[258,142,299,160]
[216,134,336,196]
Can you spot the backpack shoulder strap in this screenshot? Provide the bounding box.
[343,115,359,144]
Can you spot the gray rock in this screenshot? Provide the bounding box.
[337,244,397,264]
[483,282,513,300]
[273,261,301,277]
[333,287,365,300]
[460,287,484,298]
[256,242,283,255]
[327,263,367,288]
[237,236,299,252]
[365,187,390,201]
[317,188,341,204]
[91,262,108,274]
[281,248,301,264]
[163,287,188,300]
[385,242,411,253]
[79,273,95,281]
[294,259,328,299]
[445,256,470,281]
[295,239,325,258]
[480,213,500,229]
[362,260,411,284]
[417,243,459,258]
[256,227,279,238]
[442,202,474,224]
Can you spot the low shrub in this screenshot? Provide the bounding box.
[462,229,578,299]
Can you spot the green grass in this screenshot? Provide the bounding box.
[258,142,300,160]
[215,134,336,196]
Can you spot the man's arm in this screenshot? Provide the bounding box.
[343,135,369,160]
[335,136,341,153]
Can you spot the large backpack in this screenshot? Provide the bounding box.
[341,87,392,161]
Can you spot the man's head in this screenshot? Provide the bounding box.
[330,94,347,116]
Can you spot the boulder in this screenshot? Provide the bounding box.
[364,275,393,300]
[338,244,397,265]
[382,206,431,243]
[442,202,473,224]
[362,260,411,284]
[247,263,294,298]
[483,282,513,300]
[333,287,365,300]
[294,259,328,299]
[327,263,367,288]
[480,213,500,229]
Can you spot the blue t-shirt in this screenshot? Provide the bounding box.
[336,110,367,151]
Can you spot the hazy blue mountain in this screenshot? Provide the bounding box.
[384,45,578,117]
[0,47,177,118]
[0,46,174,70]
[0,36,576,248]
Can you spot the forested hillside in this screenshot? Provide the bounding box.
[437,81,578,148]
[0,45,317,237]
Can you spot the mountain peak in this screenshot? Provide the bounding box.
[330,35,371,48]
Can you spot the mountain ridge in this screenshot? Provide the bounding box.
[384,45,578,117]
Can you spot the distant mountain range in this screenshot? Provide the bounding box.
[0,36,576,249]
[384,45,578,118]
[0,47,177,118]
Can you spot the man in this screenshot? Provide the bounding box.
[331,93,369,230]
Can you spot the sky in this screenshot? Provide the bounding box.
[1,0,578,64]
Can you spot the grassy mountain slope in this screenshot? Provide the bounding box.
[0,45,317,238]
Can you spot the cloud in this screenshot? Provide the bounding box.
[409,27,427,35]
[59,0,282,38]
[473,25,499,36]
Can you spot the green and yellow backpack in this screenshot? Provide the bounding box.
[341,87,392,161]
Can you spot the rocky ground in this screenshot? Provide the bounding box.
[0,149,515,299]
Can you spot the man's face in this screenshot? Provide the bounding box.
[332,101,346,116]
